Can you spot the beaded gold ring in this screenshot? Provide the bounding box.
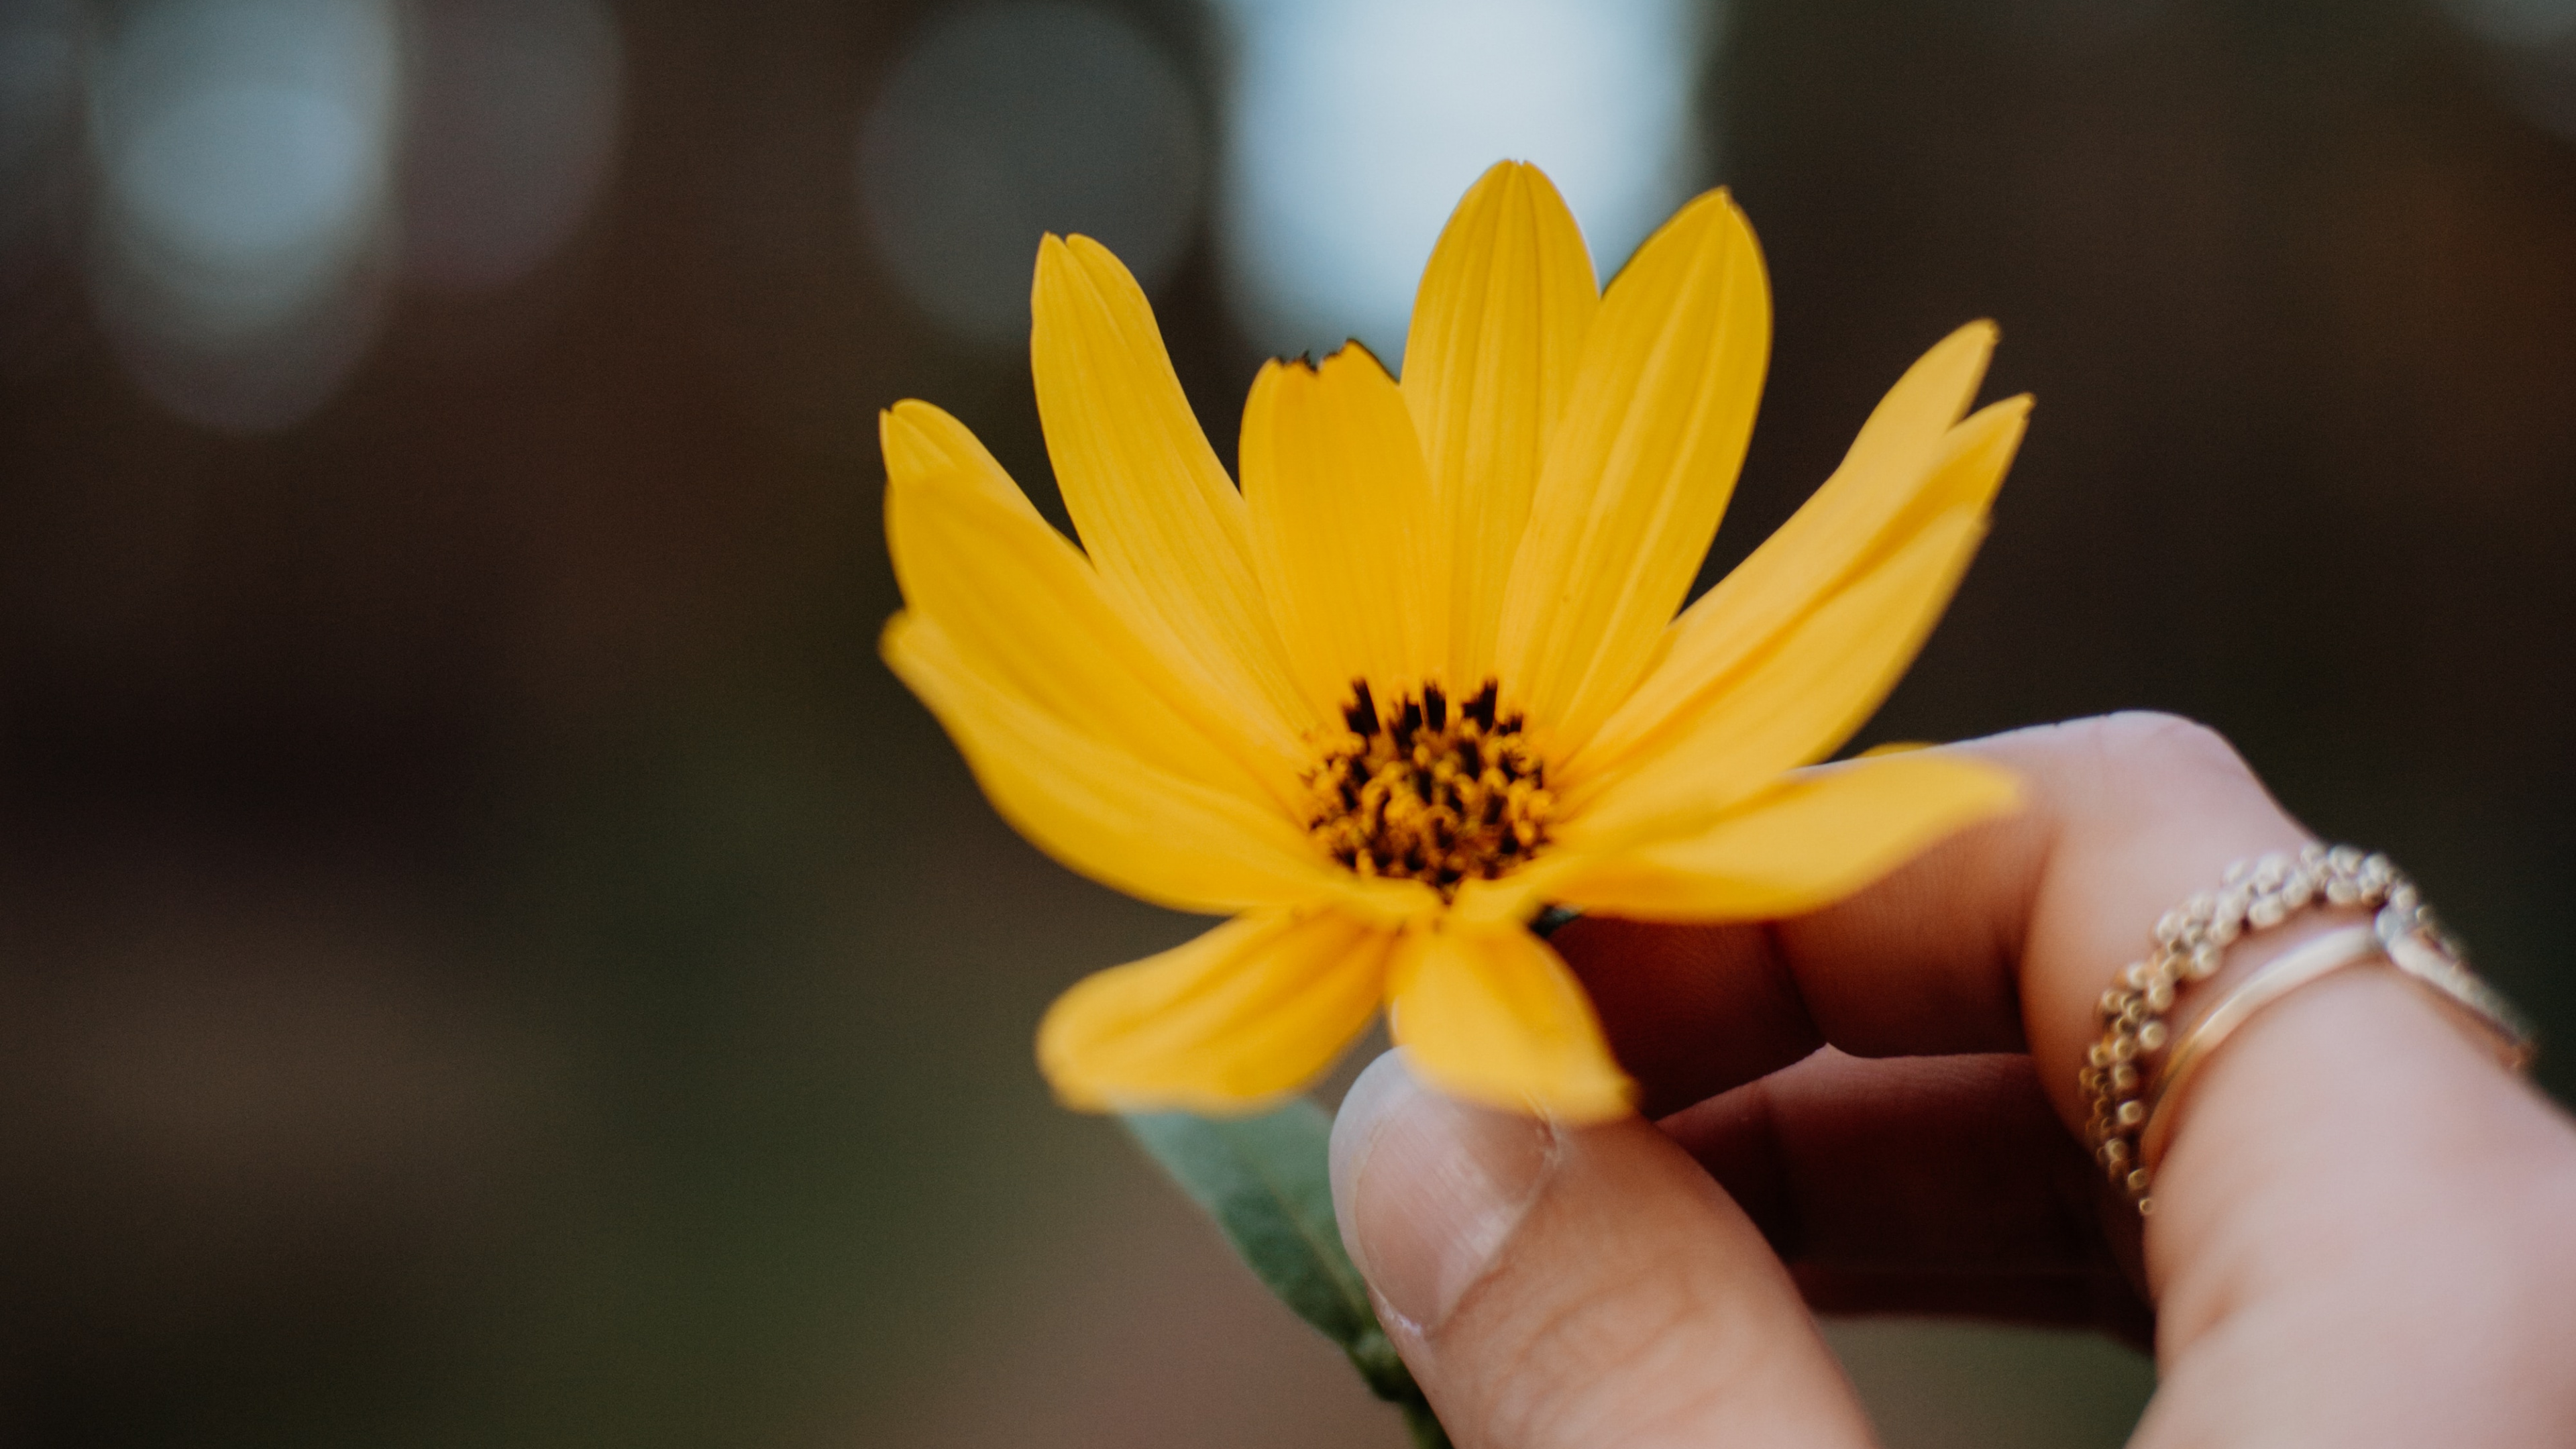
[2079,844,2535,1216]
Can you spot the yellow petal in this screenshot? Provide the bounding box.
[1242,344,1442,716]
[1440,870,1558,930]
[883,446,1301,802]
[1401,161,1599,689]
[1580,341,2028,775]
[1547,752,2021,921]
[1558,505,1990,849]
[1030,234,1312,733]
[1038,908,1392,1113]
[1909,395,2031,519]
[885,614,1429,918]
[879,399,1042,524]
[1494,188,1769,753]
[1387,922,1632,1122]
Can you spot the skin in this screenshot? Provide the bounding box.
[1326,712,2576,1448]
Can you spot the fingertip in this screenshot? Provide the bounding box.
[1327,1050,1415,1265]
[1343,1077,1877,1447]
[1328,1050,1556,1335]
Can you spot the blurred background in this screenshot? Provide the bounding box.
[3,0,2573,1443]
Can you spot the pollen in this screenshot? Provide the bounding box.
[1301,680,1554,896]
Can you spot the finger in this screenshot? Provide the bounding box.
[1330,1052,1877,1449]
[1548,913,1825,1118]
[2137,965,2576,1445]
[1556,711,2316,1128]
[1660,1049,2151,1342]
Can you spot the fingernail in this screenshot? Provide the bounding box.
[1328,1051,1556,1334]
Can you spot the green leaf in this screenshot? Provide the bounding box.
[1120,1102,1446,1442]
[1120,1102,1371,1348]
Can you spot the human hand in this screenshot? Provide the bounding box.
[1328,712,2576,1448]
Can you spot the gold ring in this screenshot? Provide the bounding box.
[2081,845,2536,1216]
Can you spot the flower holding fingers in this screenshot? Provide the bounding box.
[882,160,2030,1121]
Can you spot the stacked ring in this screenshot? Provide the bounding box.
[2079,844,2534,1216]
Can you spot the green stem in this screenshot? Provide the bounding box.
[1401,1397,1453,1449]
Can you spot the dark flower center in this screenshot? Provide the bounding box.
[1301,680,1554,897]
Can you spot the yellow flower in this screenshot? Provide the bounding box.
[881,162,2028,1122]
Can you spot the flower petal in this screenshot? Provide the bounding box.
[1494,188,1769,753]
[1387,923,1632,1122]
[1242,344,1443,715]
[1909,395,2031,518]
[885,614,1429,918]
[879,399,1043,524]
[883,437,1303,803]
[1558,505,1990,849]
[1401,161,1599,690]
[1580,333,2028,775]
[1038,908,1393,1113]
[1031,234,1311,732]
[1547,752,2021,921]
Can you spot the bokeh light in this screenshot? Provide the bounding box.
[0,0,78,367]
[2439,0,2576,142]
[83,0,402,431]
[0,0,76,254]
[398,0,624,290]
[857,1,1205,350]
[1212,0,1713,363]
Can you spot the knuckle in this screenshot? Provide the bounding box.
[2057,710,2261,796]
[1980,711,2292,851]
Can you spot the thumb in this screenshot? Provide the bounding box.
[1329,1052,1878,1449]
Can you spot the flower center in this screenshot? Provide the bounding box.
[1301,680,1554,896]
